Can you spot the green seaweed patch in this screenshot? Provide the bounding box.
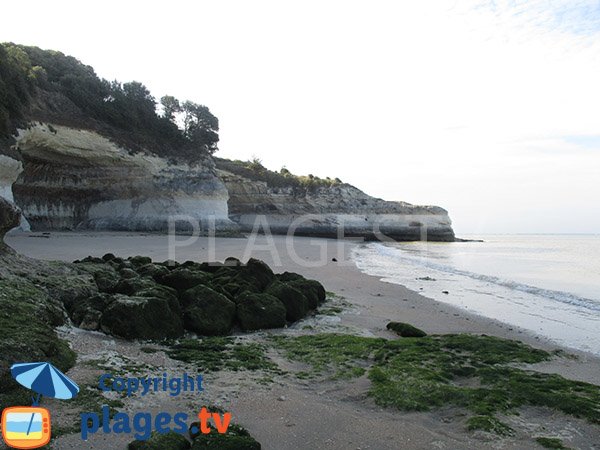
[466,415,514,436]
[270,334,385,379]
[271,333,600,434]
[167,337,280,373]
[535,437,571,449]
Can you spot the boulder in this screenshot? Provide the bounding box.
[189,423,261,450]
[0,197,20,243]
[100,294,184,340]
[113,277,157,296]
[265,282,309,322]
[386,321,427,338]
[136,263,170,281]
[244,258,275,290]
[236,292,286,331]
[128,255,152,267]
[128,432,190,450]
[286,278,326,309]
[181,285,236,335]
[160,268,210,292]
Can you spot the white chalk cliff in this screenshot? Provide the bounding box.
[10,123,234,231]
[0,123,454,241]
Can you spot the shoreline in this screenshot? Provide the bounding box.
[4,231,600,449]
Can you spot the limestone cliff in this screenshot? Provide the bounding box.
[0,123,455,240]
[218,168,454,241]
[10,123,235,231]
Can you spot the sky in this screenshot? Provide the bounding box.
[1,0,599,234]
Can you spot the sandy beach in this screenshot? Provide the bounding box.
[4,232,600,450]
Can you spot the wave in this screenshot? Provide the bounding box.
[357,243,600,314]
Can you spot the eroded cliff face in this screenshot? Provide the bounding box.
[219,171,455,241]
[11,123,235,231]
[2,123,454,240]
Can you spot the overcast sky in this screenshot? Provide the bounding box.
[2,0,599,234]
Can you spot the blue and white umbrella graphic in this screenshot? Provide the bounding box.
[10,362,79,437]
[11,362,79,402]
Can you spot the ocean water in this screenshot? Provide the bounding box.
[352,235,600,355]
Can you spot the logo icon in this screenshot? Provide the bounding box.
[1,407,51,449]
[1,362,79,449]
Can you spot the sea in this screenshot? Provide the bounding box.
[352,234,600,356]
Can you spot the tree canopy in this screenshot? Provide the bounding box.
[0,43,218,160]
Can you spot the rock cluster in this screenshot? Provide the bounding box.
[67,255,326,340]
[0,197,20,247]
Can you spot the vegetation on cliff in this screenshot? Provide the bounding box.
[0,43,218,160]
[215,157,343,190]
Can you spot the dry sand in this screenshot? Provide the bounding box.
[4,232,600,449]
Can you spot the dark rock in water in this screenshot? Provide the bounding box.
[442,290,449,294]
[0,197,20,242]
[332,257,338,262]
[160,268,210,292]
[417,276,436,281]
[265,282,309,322]
[236,292,286,331]
[386,321,427,338]
[181,285,236,335]
[100,294,184,340]
[128,431,190,450]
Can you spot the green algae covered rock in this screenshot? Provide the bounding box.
[128,431,190,450]
[265,281,309,322]
[236,292,286,331]
[181,285,236,336]
[386,321,427,338]
[100,294,184,340]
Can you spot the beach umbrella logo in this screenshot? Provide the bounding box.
[1,362,79,449]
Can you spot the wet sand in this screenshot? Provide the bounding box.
[5,232,600,449]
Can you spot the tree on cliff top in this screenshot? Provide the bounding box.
[0,42,219,161]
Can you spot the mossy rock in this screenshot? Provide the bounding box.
[128,255,153,267]
[128,431,190,450]
[236,293,286,331]
[265,282,309,322]
[386,321,427,338]
[286,278,326,309]
[136,263,170,281]
[119,268,138,279]
[76,262,120,293]
[0,278,76,406]
[33,274,98,315]
[68,293,114,330]
[100,294,184,340]
[181,286,236,335]
[159,268,211,292]
[191,434,261,450]
[244,258,275,290]
[189,423,261,450]
[113,277,158,296]
[276,272,304,282]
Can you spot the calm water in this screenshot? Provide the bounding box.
[352,235,600,355]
